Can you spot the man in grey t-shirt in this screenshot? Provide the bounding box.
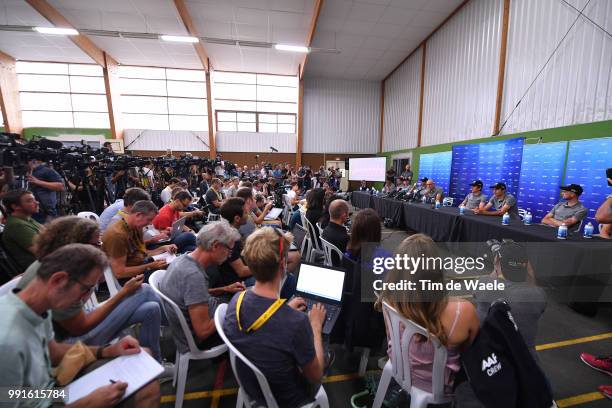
[423,179,444,202]
[159,221,242,352]
[542,184,588,232]
[474,182,518,218]
[460,180,487,210]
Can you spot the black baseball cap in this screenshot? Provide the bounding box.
[560,184,583,196]
[420,177,428,182]
[490,182,506,190]
[499,241,528,282]
[470,180,483,188]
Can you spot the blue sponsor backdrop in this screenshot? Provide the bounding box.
[418,151,452,194]
[564,137,612,229]
[518,142,568,223]
[449,138,524,203]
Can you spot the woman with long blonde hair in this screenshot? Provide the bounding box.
[380,233,479,394]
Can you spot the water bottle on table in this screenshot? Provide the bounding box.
[557,223,568,239]
[435,200,441,209]
[422,195,427,204]
[502,212,510,225]
[583,222,594,238]
[459,206,465,215]
[524,212,532,225]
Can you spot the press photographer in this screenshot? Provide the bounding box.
[26,156,65,223]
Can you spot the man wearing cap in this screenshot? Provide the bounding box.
[460,180,487,210]
[411,177,429,201]
[423,179,444,203]
[542,184,588,232]
[472,241,545,360]
[473,182,518,218]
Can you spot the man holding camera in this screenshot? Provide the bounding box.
[27,157,64,223]
[473,240,545,360]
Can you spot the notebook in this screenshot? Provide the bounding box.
[65,352,163,404]
[152,252,177,264]
[264,208,283,220]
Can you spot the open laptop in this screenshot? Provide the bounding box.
[157,217,187,243]
[294,262,346,334]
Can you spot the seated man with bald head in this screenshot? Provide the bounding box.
[321,199,350,267]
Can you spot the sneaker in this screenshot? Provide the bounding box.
[599,385,612,399]
[157,361,175,383]
[580,353,612,376]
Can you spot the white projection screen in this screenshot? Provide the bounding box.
[348,157,387,182]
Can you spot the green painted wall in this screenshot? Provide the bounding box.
[380,120,612,182]
[22,128,112,140]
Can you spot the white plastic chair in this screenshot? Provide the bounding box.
[373,301,452,408]
[214,303,329,408]
[77,211,100,223]
[0,276,22,297]
[207,213,220,222]
[103,266,122,297]
[320,237,344,267]
[302,215,324,263]
[299,212,312,260]
[149,270,227,408]
[442,197,454,207]
[316,222,324,237]
[517,208,527,220]
[282,194,294,226]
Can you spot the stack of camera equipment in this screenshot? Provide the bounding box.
[0,132,238,215]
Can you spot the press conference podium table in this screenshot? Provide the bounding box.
[353,195,612,303]
[351,190,373,209]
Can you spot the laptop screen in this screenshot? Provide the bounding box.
[296,263,345,302]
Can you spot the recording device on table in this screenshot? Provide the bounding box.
[293,262,346,335]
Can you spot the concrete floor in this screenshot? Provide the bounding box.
[158,212,612,407]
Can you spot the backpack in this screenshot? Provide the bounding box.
[461,301,554,408]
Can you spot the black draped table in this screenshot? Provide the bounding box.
[372,196,405,228]
[353,195,612,302]
[401,202,612,302]
[402,203,462,241]
[351,191,373,209]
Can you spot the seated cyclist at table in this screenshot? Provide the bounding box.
[411,177,428,200]
[382,178,396,194]
[473,182,518,218]
[423,179,444,203]
[541,184,588,232]
[595,193,612,239]
[398,177,411,191]
[459,180,487,210]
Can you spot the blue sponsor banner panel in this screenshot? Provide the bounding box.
[418,151,452,194]
[450,138,524,203]
[565,137,612,229]
[518,142,568,223]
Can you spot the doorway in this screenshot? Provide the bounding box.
[326,160,348,191]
